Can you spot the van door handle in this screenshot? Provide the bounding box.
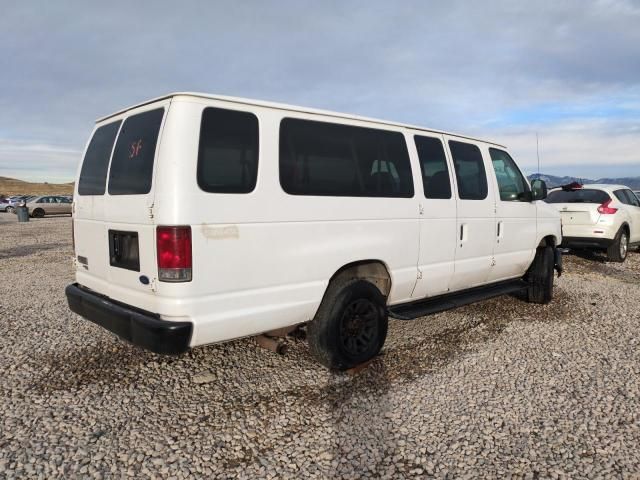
[460,224,467,244]
[497,221,503,238]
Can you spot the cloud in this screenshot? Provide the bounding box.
[488,117,640,178]
[0,0,639,181]
[0,140,82,182]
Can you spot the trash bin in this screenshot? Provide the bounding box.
[16,205,29,222]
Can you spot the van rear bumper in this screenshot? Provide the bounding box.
[65,283,192,355]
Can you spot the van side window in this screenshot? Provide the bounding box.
[489,148,530,201]
[448,141,488,200]
[279,118,413,197]
[414,135,451,199]
[108,108,164,195]
[197,107,259,194]
[78,121,121,196]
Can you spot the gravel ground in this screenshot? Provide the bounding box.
[1,214,639,479]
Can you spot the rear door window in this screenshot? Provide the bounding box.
[626,190,640,207]
[614,190,628,204]
[197,107,259,193]
[78,121,121,195]
[414,135,451,199]
[545,189,610,204]
[448,141,488,200]
[108,108,164,195]
[615,189,640,207]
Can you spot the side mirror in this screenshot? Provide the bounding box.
[531,179,547,201]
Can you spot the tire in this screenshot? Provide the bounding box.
[525,245,554,304]
[607,227,629,263]
[32,208,45,218]
[6,206,14,214]
[308,278,388,370]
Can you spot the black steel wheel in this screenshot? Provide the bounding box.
[308,279,388,370]
[338,298,380,358]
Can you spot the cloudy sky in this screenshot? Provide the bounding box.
[1,0,639,182]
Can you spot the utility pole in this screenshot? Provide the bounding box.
[536,132,540,176]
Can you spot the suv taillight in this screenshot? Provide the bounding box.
[156,226,192,282]
[597,199,618,215]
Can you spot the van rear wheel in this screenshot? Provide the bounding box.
[308,279,388,370]
[525,245,554,304]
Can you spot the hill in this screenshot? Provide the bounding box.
[0,176,74,196]
[528,173,640,190]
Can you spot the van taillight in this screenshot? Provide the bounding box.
[597,199,618,215]
[156,226,192,282]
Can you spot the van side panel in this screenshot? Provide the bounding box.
[153,100,420,346]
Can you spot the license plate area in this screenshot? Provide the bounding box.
[109,230,140,272]
[560,211,592,225]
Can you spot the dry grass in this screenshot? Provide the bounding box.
[0,176,74,196]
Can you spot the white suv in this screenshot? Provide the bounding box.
[546,184,640,262]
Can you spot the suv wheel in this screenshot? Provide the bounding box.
[525,245,554,304]
[607,227,628,263]
[308,278,388,370]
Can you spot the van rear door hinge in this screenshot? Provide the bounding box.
[419,204,424,215]
[417,269,423,280]
[148,204,154,219]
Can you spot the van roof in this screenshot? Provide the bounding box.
[97,92,506,148]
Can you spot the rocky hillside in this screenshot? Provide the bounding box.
[0,176,74,196]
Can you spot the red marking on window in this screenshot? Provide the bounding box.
[129,139,143,158]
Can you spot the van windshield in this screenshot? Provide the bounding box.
[108,108,164,195]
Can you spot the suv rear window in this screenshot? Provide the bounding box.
[108,108,164,195]
[78,121,121,195]
[545,189,610,204]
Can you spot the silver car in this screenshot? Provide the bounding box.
[22,195,72,217]
[5,195,35,213]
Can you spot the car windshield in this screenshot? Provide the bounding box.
[545,189,610,204]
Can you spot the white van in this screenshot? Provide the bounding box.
[66,93,562,370]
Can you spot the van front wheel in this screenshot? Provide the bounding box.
[308,279,388,370]
[525,245,554,304]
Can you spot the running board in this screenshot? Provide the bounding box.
[388,279,528,321]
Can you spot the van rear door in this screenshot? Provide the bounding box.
[74,101,169,306]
